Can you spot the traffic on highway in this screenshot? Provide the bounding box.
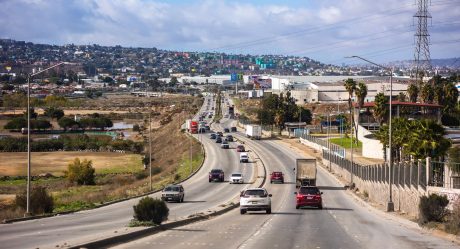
[0,93,457,249]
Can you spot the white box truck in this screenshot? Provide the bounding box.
[295,158,317,187]
[245,125,262,140]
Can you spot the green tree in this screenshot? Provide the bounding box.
[4,117,27,130]
[15,186,54,215]
[65,158,96,185]
[58,117,79,130]
[420,83,434,103]
[344,78,357,134]
[354,82,368,141]
[373,92,388,125]
[23,108,38,120]
[407,84,418,102]
[406,119,451,159]
[31,119,52,130]
[44,107,64,120]
[398,92,407,102]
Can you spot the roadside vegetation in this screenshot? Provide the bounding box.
[0,94,205,220]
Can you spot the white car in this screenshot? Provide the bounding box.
[230,172,244,184]
[240,188,272,214]
[239,153,249,163]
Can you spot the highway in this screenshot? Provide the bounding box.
[1,94,458,249]
[111,98,458,249]
[0,95,258,249]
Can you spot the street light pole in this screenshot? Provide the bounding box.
[346,55,394,212]
[149,111,152,191]
[25,62,67,216]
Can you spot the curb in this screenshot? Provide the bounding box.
[3,131,207,225]
[68,120,268,249]
[67,201,240,249]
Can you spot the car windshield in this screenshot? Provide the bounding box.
[273,172,282,176]
[299,187,320,195]
[245,189,266,196]
[165,186,180,192]
[232,174,242,177]
[211,169,222,173]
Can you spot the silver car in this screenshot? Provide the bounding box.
[161,184,184,203]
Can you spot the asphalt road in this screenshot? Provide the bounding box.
[112,110,458,249]
[0,95,257,249]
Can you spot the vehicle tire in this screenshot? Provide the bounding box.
[296,205,300,209]
[270,181,273,184]
[266,208,271,214]
[318,204,323,209]
[281,181,284,184]
[209,179,211,182]
[240,209,246,215]
[180,197,184,203]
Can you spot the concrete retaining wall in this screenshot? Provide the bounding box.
[322,157,424,217]
[358,125,384,160]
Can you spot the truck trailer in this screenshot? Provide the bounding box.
[245,125,261,140]
[295,158,317,187]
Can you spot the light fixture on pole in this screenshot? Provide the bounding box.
[346,55,394,212]
[25,62,68,216]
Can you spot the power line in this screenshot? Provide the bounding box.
[212,6,414,52]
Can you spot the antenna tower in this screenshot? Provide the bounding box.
[413,0,432,81]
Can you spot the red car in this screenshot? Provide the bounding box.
[295,186,323,209]
[270,171,284,184]
[236,145,245,152]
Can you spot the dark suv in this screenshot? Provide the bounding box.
[295,186,323,209]
[209,169,224,182]
[226,135,234,142]
[270,171,284,184]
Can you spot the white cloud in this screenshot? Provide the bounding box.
[0,0,458,63]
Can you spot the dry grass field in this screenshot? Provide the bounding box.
[0,152,143,176]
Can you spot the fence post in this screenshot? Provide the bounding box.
[426,157,431,187]
[417,159,422,189]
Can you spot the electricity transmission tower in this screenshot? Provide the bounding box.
[413,0,432,81]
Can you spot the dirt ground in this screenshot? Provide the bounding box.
[0,152,142,176]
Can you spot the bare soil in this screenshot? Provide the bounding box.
[0,152,142,176]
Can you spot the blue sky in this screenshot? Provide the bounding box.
[0,0,459,65]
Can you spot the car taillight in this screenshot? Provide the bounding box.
[220,173,223,176]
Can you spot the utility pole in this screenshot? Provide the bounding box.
[149,111,152,191]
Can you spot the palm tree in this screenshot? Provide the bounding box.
[354,82,368,141]
[398,92,407,102]
[442,82,459,113]
[420,83,434,104]
[373,92,388,125]
[407,84,418,103]
[406,119,451,160]
[344,78,357,137]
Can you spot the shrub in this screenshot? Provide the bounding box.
[15,186,54,215]
[134,171,148,180]
[446,199,460,235]
[65,158,96,185]
[132,124,140,132]
[133,197,169,224]
[418,193,449,225]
